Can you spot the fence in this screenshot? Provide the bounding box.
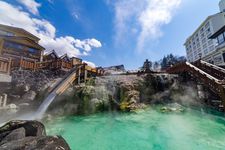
[0,57,11,74]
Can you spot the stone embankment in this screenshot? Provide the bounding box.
[0,69,64,113]
[46,73,199,116]
[0,120,70,150]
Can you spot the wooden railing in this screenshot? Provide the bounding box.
[12,58,73,71]
[193,60,225,81]
[0,57,11,75]
[167,62,225,107]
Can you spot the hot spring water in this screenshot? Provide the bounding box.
[46,107,225,150]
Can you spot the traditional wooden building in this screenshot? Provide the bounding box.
[0,24,45,69]
[43,51,73,71]
[71,57,82,67]
[43,50,59,62]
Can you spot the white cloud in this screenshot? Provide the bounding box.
[83,60,96,68]
[113,0,181,51]
[72,12,79,20]
[74,38,102,52]
[0,1,102,57]
[47,0,54,4]
[17,0,41,15]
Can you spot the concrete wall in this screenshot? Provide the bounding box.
[211,13,225,33]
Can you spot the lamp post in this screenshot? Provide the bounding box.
[199,53,202,61]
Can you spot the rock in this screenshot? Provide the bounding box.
[21,90,37,101]
[24,85,30,92]
[160,103,185,113]
[0,131,11,142]
[0,136,70,150]
[0,127,25,145]
[0,120,46,137]
[7,104,18,109]
[0,120,71,150]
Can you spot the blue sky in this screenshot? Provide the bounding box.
[0,0,220,69]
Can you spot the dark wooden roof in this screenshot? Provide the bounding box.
[0,24,40,41]
[60,54,71,61]
[45,50,59,58]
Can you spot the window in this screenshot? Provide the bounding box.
[213,54,223,64]
[223,52,225,62]
[202,38,206,43]
[204,49,208,55]
[209,45,214,51]
[28,47,38,54]
[4,41,23,50]
[193,46,197,50]
[217,33,225,44]
[208,39,213,45]
[196,38,199,42]
[206,28,211,33]
[203,43,207,49]
[205,22,210,28]
[207,33,212,38]
[201,33,205,38]
[223,32,225,38]
[200,27,204,33]
[0,29,15,36]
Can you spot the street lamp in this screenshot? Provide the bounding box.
[198,53,202,60]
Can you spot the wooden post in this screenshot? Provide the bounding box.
[20,57,23,70]
[0,40,4,55]
[84,69,88,81]
[2,94,7,107]
[34,60,37,71]
[78,67,81,84]
[219,86,225,108]
[0,96,2,107]
[7,58,11,75]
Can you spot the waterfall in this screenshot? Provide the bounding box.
[35,93,57,119]
[34,67,78,119]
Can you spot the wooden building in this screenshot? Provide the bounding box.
[0,24,45,69]
[43,50,59,62]
[71,57,82,67]
[0,24,102,79]
[43,50,74,71]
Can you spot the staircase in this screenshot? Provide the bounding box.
[167,61,225,110]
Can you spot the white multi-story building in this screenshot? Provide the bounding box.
[185,0,225,63]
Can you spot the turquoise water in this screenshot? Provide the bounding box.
[46,108,225,150]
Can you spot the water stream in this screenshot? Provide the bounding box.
[35,93,57,119]
[46,107,225,150]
